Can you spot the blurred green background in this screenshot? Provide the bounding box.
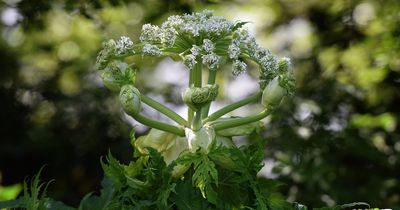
[0,0,399,209]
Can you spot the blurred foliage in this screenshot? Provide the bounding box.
[0,183,22,201]
[0,0,399,209]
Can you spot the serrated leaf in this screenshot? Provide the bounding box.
[0,197,24,209]
[101,152,126,189]
[78,178,115,210]
[173,178,210,210]
[232,21,250,31]
[177,153,218,201]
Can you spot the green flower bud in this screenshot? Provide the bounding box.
[101,61,136,92]
[261,71,295,108]
[182,84,218,111]
[261,76,286,107]
[119,85,142,115]
[214,117,264,137]
[185,127,215,153]
[95,39,116,70]
[278,57,291,73]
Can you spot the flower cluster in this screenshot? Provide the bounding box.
[95,10,293,92]
[142,44,161,56]
[116,36,134,55]
[232,60,247,76]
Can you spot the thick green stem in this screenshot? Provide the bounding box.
[140,94,188,127]
[130,113,185,136]
[188,61,202,127]
[187,72,194,124]
[204,91,262,123]
[209,109,271,131]
[201,70,217,119]
[192,111,202,131]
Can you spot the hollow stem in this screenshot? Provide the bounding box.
[130,113,185,136]
[209,109,271,131]
[141,94,188,127]
[204,91,262,123]
[188,61,202,125]
[192,111,202,131]
[201,70,217,119]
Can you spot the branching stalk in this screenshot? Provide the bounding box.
[209,109,271,131]
[189,61,203,128]
[140,94,189,127]
[204,91,262,123]
[201,70,217,119]
[130,113,185,136]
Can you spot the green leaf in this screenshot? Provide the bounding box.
[0,183,22,201]
[78,178,115,210]
[173,178,210,210]
[293,202,308,210]
[232,21,250,31]
[0,197,24,209]
[338,202,370,210]
[101,152,126,190]
[177,153,218,201]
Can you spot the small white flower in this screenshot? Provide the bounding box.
[190,45,202,57]
[162,15,184,29]
[228,40,240,59]
[161,27,177,46]
[184,54,197,70]
[202,39,215,53]
[140,24,162,43]
[232,60,247,76]
[202,53,220,70]
[142,44,161,56]
[116,36,134,55]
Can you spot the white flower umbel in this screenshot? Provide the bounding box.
[232,60,247,76]
[190,45,202,57]
[184,54,197,70]
[202,53,220,70]
[202,39,215,53]
[140,24,162,43]
[116,36,134,55]
[142,44,161,56]
[228,40,240,59]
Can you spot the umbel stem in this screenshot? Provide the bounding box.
[129,112,185,136]
[201,70,217,119]
[141,94,188,127]
[209,109,271,131]
[204,91,262,123]
[189,61,203,130]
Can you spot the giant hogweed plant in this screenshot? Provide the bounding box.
[0,10,372,210]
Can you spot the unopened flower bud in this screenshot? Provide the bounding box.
[261,76,286,107]
[101,61,136,92]
[95,39,116,70]
[119,85,142,115]
[182,84,218,111]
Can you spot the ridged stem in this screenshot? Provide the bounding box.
[130,113,185,136]
[201,70,217,119]
[203,91,262,123]
[209,109,271,131]
[141,94,188,127]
